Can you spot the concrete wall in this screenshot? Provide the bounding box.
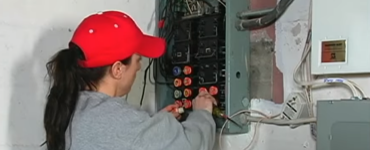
[0,0,157,149]
[249,0,283,103]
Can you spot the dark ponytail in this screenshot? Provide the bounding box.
[43,43,122,150]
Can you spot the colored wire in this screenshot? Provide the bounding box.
[140,0,183,106]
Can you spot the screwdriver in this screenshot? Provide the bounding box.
[212,107,243,128]
[174,107,185,114]
[173,106,243,128]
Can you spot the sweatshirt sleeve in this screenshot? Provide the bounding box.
[132,109,216,150]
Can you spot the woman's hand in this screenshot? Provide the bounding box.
[192,91,217,113]
[161,104,181,120]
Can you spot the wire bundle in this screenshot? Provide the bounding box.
[139,0,181,106]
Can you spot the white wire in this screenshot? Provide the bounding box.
[218,109,314,150]
[218,0,226,7]
[185,0,192,14]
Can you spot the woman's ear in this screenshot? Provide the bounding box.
[110,61,127,79]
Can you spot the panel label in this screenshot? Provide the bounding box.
[321,40,346,63]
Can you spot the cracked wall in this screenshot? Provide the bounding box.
[250,0,283,103]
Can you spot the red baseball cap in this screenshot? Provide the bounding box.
[71,11,166,68]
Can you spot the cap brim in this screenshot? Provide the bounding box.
[137,35,166,58]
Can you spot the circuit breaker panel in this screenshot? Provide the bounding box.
[171,12,226,112]
[155,0,250,134]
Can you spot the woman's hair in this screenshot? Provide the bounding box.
[43,42,131,150]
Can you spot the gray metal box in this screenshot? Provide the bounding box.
[317,100,370,150]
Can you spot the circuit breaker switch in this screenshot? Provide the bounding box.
[172,66,182,76]
[209,86,218,95]
[173,78,182,87]
[173,90,182,99]
[183,88,192,98]
[184,99,192,109]
[199,87,208,93]
[183,77,192,86]
[183,66,192,75]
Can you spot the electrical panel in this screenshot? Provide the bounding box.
[311,0,370,75]
[317,100,370,150]
[171,13,226,111]
[155,0,250,134]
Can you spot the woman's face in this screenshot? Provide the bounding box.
[118,54,142,94]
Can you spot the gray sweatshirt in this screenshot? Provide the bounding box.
[66,91,216,150]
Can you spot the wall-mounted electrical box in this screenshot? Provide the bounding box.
[311,0,370,75]
[155,0,250,134]
[317,100,370,150]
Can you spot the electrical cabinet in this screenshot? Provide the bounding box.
[311,0,370,74]
[317,100,370,150]
[155,0,250,134]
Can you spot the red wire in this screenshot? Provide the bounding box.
[158,19,165,28]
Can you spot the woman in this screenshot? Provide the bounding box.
[43,10,217,150]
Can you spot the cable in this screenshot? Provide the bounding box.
[140,0,170,106]
[246,116,316,125]
[218,0,226,7]
[185,0,192,14]
[139,59,151,106]
[218,109,314,150]
[236,0,294,30]
[140,0,184,106]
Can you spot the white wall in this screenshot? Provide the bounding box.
[0,0,157,149]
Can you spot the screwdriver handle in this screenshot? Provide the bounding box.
[175,107,185,114]
[212,107,224,118]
